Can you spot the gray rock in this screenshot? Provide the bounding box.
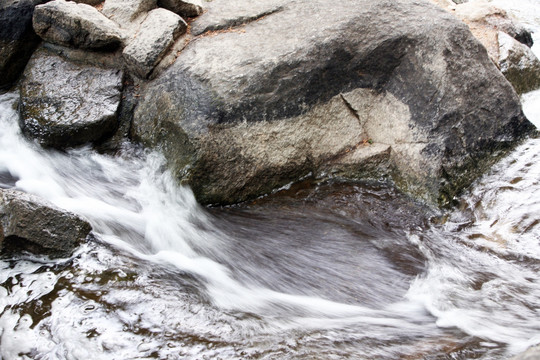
[33,0,124,50]
[0,0,47,90]
[102,0,156,30]
[133,0,535,205]
[454,1,533,61]
[512,345,540,360]
[0,189,91,257]
[123,8,187,78]
[190,0,288,35]
[499,31,540,94]
[19,47,123,148]
[157,0,203,18]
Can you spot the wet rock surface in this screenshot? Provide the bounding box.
[0,0,47,90]
[0,188,91,257]
[19,47,123,148]
[33,0,124,50]
[499,31,540,94]
[122,8,187,78]
[133,0,535,205]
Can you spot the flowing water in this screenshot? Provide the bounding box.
[1,2,540,359]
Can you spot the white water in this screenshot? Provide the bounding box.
[1,2,540,358]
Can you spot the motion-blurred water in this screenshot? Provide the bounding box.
[1,1,540,359]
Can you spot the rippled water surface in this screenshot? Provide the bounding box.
[1,2,540,359]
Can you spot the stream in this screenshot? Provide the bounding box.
[1,1,540,359]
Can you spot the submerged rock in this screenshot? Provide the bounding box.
[0,0,47,90]
[499,31,540,94]
[19,47,123,148]
[0,189,91,257]
[33,0,124,50]
[133,0,535,205]
[123,8,187,78]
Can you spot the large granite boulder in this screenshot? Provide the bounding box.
[33,0,124,50]
[132,0,535,205]
[19,47,123,148]
[0,189,91,257]
[499,31,540,94]
[0,0,47,90]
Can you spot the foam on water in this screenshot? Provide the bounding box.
[2,3,540,353]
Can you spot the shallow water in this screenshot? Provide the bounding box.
[1,2,540,358]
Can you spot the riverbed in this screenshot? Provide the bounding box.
[1,1,540,359]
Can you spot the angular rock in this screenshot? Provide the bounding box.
[454,1,533,61]
[499,31,540,94]
[19,47,123,148]
[102,0,156,30]
[0,0,47,90]
[157,0,203,18]
[123,8,186,78]
[33,0,124,50]
[133,0,535,206]
[0,189,91,257]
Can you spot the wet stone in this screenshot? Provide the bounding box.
[19,47,123,149]
[33,0,124,50]
[499,31,540,94]
[0,188,91,257]
[0,0,48,90]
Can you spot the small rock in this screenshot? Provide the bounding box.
[0,189,91,257]
[33,0,124,50]
[19,47,123,148]
[454,1,534,61]
[123,8,187,78]
[499,31,540,94]
[102,0,156,29]
[0,0,47,90]
[157,0,203,18]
